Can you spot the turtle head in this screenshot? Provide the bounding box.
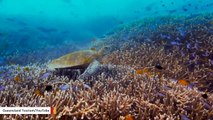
[47,60,58,71]
[97,46,111,57]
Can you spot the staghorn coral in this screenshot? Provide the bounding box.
[0,64,213,120]
[101,34,213,92]
[0,14,213,120]
[100,14,213,92]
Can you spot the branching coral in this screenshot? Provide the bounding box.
[0,64,213,120]
[0,14,213,120]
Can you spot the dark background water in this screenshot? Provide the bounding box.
[0,0,212,65]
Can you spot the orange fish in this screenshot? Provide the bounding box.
[135,69,143,74]
[14,75,21,82]
[135,68,149,75]
[178,79,189,86]
[146,72,153,78]
[23,67,30,72]
[155,72,160,76]
[125,114,133,120]
[34,89,43,97]
[143,68,149,73]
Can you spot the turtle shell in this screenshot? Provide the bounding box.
[47,50,99,70]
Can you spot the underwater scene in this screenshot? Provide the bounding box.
[0,0,213,119]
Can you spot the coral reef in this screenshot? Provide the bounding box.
[0,64,213,120]
[100,13,213,92]
[0,13,213,119]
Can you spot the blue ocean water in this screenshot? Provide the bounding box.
[0,0,212,65]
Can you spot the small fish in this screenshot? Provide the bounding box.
[0,86,5,91]
[45,85,53,92]
[157,92,165,97]
[154,11,159,14]
[168,9,177,14]
[176,37,181,41]
[37,27,57,33]
[194,43,198,49]
[145,6,152,11]
[6,18,15,22]
[160,40,166,45]
[72,86,78,92]
[143,68,149,73]
[171,41,180,45]
[136,68,152,77]
[199,58,209,63]
[181,114,191,120]
[26,76,32,81]
[14,75,21,82]
[186,43,191,49]
[34,89,43,96]
[189,55,195,61]
[163,86,173,90]
[154,72,160,76]
[60,84,69,91]
[23,67,30,72]
[201,93,208,99]
[135,69,143,74]
[17,67,21,71]
[167,36,171,39]
[181,51,185,57]
[125,114,134,120]
[155,64,163,70]
[178,79,189,86]
[201,51,209,57]
[90,47,96,51]
[84,84,91,89]
[203,102,211,109]
[133,10,140,13]
[187,83,194,89]
[146,72,154,78]
[183,8,188,11]
[40,72,50,79]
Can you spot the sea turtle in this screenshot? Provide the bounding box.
[47,47,108,79]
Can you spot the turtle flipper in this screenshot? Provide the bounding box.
[78,60,101,80]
